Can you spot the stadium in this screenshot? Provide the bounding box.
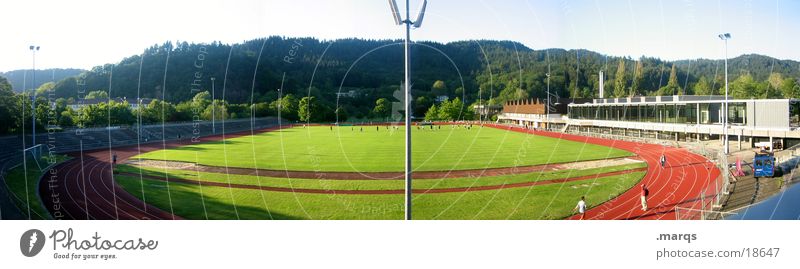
[3,66,799,220]
[0,104,745,220]
[1,15,797,222]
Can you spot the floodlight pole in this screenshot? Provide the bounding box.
[30,45,39,151]
[402,0,413,221]
[389,0,425,220]
[211,77,216,134]
[546,64,551,121]
[719,33,731,155]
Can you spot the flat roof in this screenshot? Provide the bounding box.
[568,95,795,107]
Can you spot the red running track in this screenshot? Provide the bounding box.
[39,124,719,220]
[487,124,721,220]
[39,125,291,220]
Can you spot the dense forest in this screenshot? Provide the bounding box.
[0,68,84,92]
[27,37,800,104]
[1,36,799,135]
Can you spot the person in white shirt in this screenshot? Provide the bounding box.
[573,196,587,220]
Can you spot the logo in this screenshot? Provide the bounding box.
[20,229,46,257]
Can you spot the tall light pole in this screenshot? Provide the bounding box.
[546,64,551,115]
[277,88,282,119]
[718,33,731,155]
[211,77,216,134]
[388,0,426,220]
[29,45,40,152]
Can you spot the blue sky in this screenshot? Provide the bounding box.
[1,0,798,72]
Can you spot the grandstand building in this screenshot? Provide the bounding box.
[498,95,800,149]
[497,98,590,129]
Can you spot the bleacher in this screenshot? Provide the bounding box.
[0,117,284,155]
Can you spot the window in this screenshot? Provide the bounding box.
[682,104,697,124]
[728,103,746,125]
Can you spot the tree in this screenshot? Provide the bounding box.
[657,64,680,96]
[424,104,439,121]
[192,91,211,111]
[201,100,228,121]
[174,101,195,121]
[496,86,528,105]
[108,101,135,125]
[693,76,712,95]
[251,102,272,117]
[432,80,448,96]
[630,60,644,96]
[335,106,348,122]
[780,78,800,99]
[35,82,56,95]
[767,73,784,92]
[0,77,19,134]
[436,97,469,121]
[85,90,109,100]
[372,98,391,119]
[413,96,433,117]
[298,96,318,122]
[613,58,627,97]
[58,109,74,127]
[731,73,757,99]
[269,94,299,121]
[142,99,179,123]
[35,98,52,128]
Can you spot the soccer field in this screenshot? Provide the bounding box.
[134,125,632,172]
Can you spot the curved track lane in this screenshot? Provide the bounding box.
[41,124,719,220]
[487,125,721,220]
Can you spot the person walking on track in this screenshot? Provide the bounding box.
[660,154,667,168]
[640,184,649,211]
[573,196,587,220]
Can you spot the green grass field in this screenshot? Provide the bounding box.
[134,126,632,172]
[4,155,70,220]
[116,162,645,191]
[117,171,644,219]
[118,125,645,219]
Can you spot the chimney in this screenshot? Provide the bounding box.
[598,70,604,98]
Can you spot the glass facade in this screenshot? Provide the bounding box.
[791,101,800,127]
[569,101,746,125]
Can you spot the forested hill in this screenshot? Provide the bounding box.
[0,68,84,92]
[44,36,800,107]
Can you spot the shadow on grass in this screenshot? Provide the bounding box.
[119,177,301,220]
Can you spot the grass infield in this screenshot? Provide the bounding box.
[115,162,646,191]
[133,126,633,172]
[117,171,644,219]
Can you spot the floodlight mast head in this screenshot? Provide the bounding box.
[388,0,402,25]
[718,33,731,40]
[413,0,427,28]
